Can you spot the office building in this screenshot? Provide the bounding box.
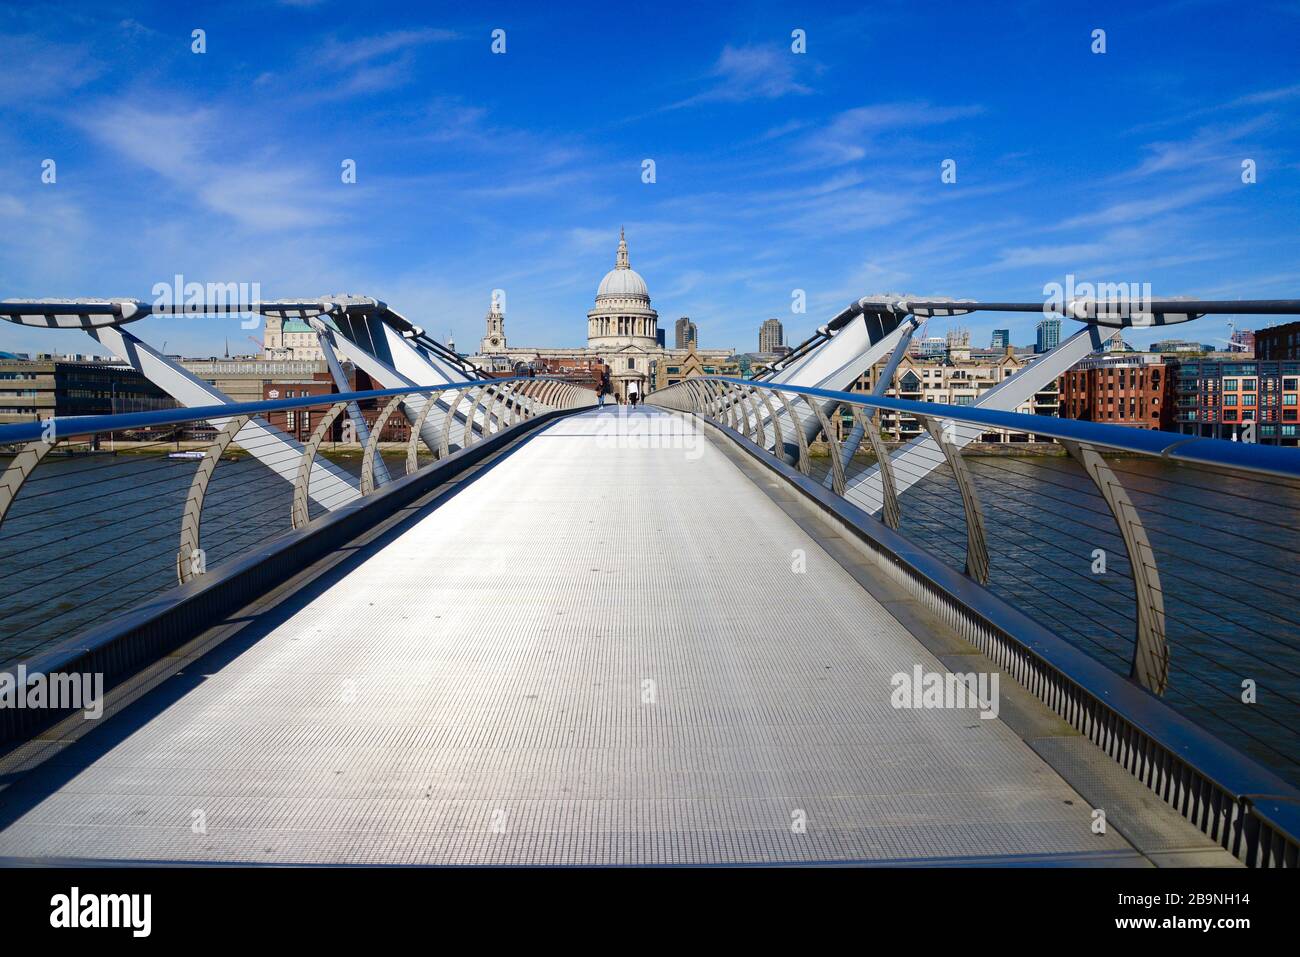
[1035,318,1061,354]
[674,317,698,350]
[759,318,784,354]
[0,356,175,425]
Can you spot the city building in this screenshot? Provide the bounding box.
[1174,358,1300,445]
[759,318,784,354]
[261,315,326,361]
[1230,327,1256,355]
[1035,318,1061,354]
[674,317,698,349]
[1150,339,1203,354]
[654,342,742,390]
[990,329,1010,350]
[1255,320,1300,361]
[181,358,333,404]
[845,344,1060,443]
[1059,354,1174,431]
[0,356,175,425]
[468,229,733,401]
[262,368,410,444]
[909,336,948,359]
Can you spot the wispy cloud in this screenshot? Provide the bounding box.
[1056,182,1232,229]
[0,33,103,104]
[667,43,811,109]
[260,28,459,100]
[322,28,456,67]
[76,100,360,231]
[1120,115,1275,179]
[806,101,985,166]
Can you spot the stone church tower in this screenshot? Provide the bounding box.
[480,299,507,354]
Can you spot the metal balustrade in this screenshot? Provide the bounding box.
[650,375,1300,865]
[0,376,593,660]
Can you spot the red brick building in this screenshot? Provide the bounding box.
[263,369,411,444]
[1059,357,1175,431]
[1255,320,1300,361]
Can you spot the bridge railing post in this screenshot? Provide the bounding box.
[853,404,900,530]
[178,413,252,583]
[800,395,846,496]
[1061,439,1169,695]
[293,401,350,529]
[406,388,442,474]
[746,386,768,449]
[463,385,490,448]
[920,414,990,585]
[0,434,63,534]
[361,393,408,496]
[684,380,706,415]
[769,389,808,473]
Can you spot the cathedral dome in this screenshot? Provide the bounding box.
[587,227,659,349]
[594,227,650,302]
[597,266,649,300]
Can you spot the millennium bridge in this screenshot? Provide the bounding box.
[0,294,1297,867]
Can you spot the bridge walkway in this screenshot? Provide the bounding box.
[0,408,1232,864]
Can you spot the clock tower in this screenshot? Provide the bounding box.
[480,299,507,354]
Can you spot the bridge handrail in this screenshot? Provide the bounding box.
[0,375,573,445]
[703,375,1300,480]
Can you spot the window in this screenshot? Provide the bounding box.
[1223,378,1238,391]
[1243,394,1257,406]
[1224,394,1238,406]
[1243,379,1257,391]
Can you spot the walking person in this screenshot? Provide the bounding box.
[594,359,607,407]
[628,381,640,409]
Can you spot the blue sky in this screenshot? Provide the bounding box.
[1,0,1298,359]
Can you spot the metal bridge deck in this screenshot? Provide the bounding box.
[0,408,1165,864]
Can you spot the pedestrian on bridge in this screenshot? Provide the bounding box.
[594,359,609,408]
